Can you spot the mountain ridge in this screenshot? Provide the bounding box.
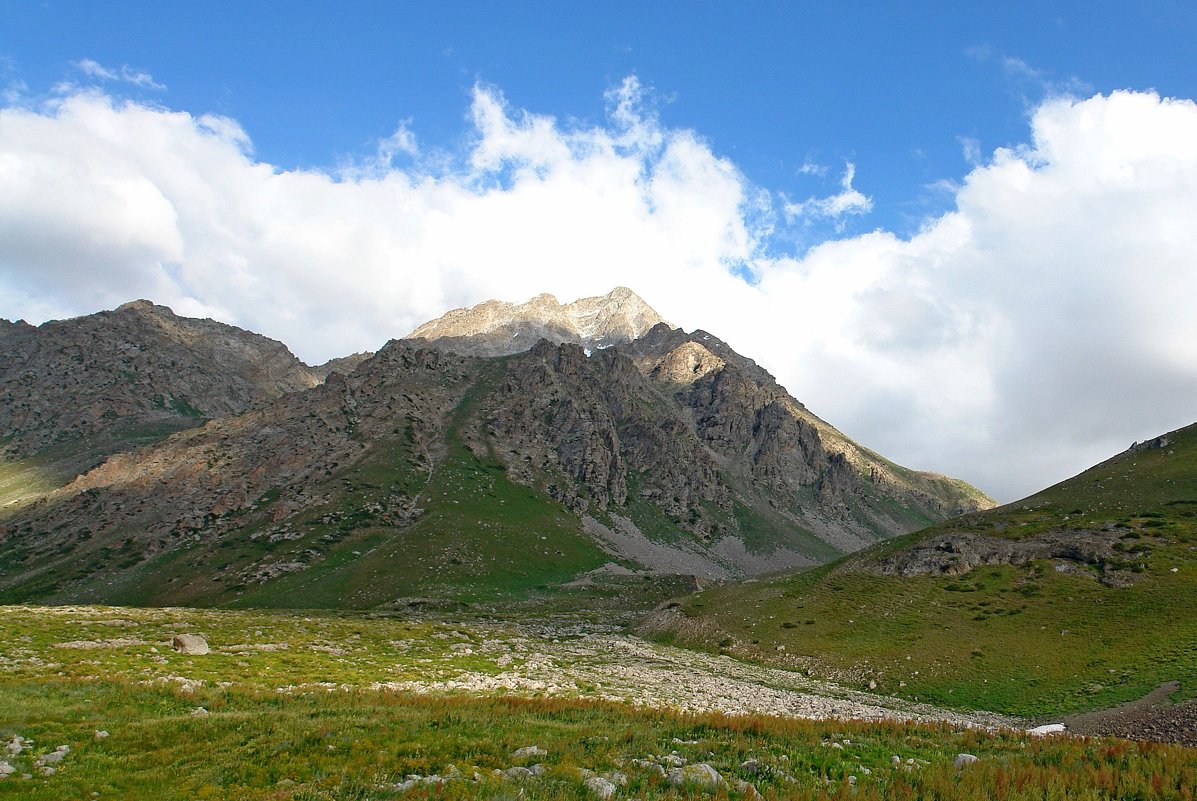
[0,289,992,610]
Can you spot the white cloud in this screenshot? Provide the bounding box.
[74,58,165,90]
[1,82,1196,502]
[784,161,873,224]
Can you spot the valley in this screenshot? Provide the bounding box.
[1,290,1195,798]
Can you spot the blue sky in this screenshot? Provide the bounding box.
[3,2,1197,500]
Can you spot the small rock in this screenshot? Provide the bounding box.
[740,758,763,774]
[94,731,109,740]
[191,707,209,716]
[528,764,547,777]
[656,753,685,767]
[735,779,761,797]
[868,679,877,690]
[503,766,534,779]
[5,737,24,755]
[667,763,723,788]
[602,771,628,786]
[40,767,55,776]
[584,775,618,798]
[172,634,209,655]
[632,759,666,777]
[0,761,14,776]
[891,755,901,766]
[954,753,979,769]
[512,745,548,759]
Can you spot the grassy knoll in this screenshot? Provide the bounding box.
[654,423,1197,718]
[2,605,1194,800]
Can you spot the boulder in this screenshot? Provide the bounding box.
[667,763,723,788]
[172,634,209,655]
[585,776,618,799]
[954,753,979,769]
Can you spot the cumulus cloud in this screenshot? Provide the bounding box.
[1,79,1196,501]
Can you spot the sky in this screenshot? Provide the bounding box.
[2,1,1197,501]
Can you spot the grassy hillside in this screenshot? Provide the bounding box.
[2,604,1193,800]
[652,423,1197,718]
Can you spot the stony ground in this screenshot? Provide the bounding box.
[371,622,1026,732]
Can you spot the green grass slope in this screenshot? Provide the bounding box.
[651,423,1197,718]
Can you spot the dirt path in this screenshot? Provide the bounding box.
[1062,681,1197,746]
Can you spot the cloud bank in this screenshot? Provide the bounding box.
[2,78,1196,500]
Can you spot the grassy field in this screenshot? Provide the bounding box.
[2,604,1195,800]
[653,424,1197,718]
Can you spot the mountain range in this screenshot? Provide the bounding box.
[0,288,991,608]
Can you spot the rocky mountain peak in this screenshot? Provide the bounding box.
[404,287,668,357]
[114,298,161,314]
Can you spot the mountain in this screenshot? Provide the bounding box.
[644,422,1197,721]
[0,300,358,510]
[0,290,991,611]
[0,299,334,455]
[404,286,665,356]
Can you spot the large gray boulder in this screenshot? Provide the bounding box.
[172,634,209,655]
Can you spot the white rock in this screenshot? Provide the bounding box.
[1028,723,1066,736]
[735,779,761,797]
[667,763,723,788]
[954,753,979,769]
[0,761,15,776]
[94,731,109,740]
[503,766,534,779]
[585,776,618,798]
[602,770,628,786]
[172,634,209,655]
[512,745,547,758]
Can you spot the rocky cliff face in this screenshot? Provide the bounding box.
[0,291,994,608]
[404,286,665,356]
[0,300,324,459]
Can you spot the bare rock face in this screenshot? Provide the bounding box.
[872,528,1134,585]
[404,287,665,357]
